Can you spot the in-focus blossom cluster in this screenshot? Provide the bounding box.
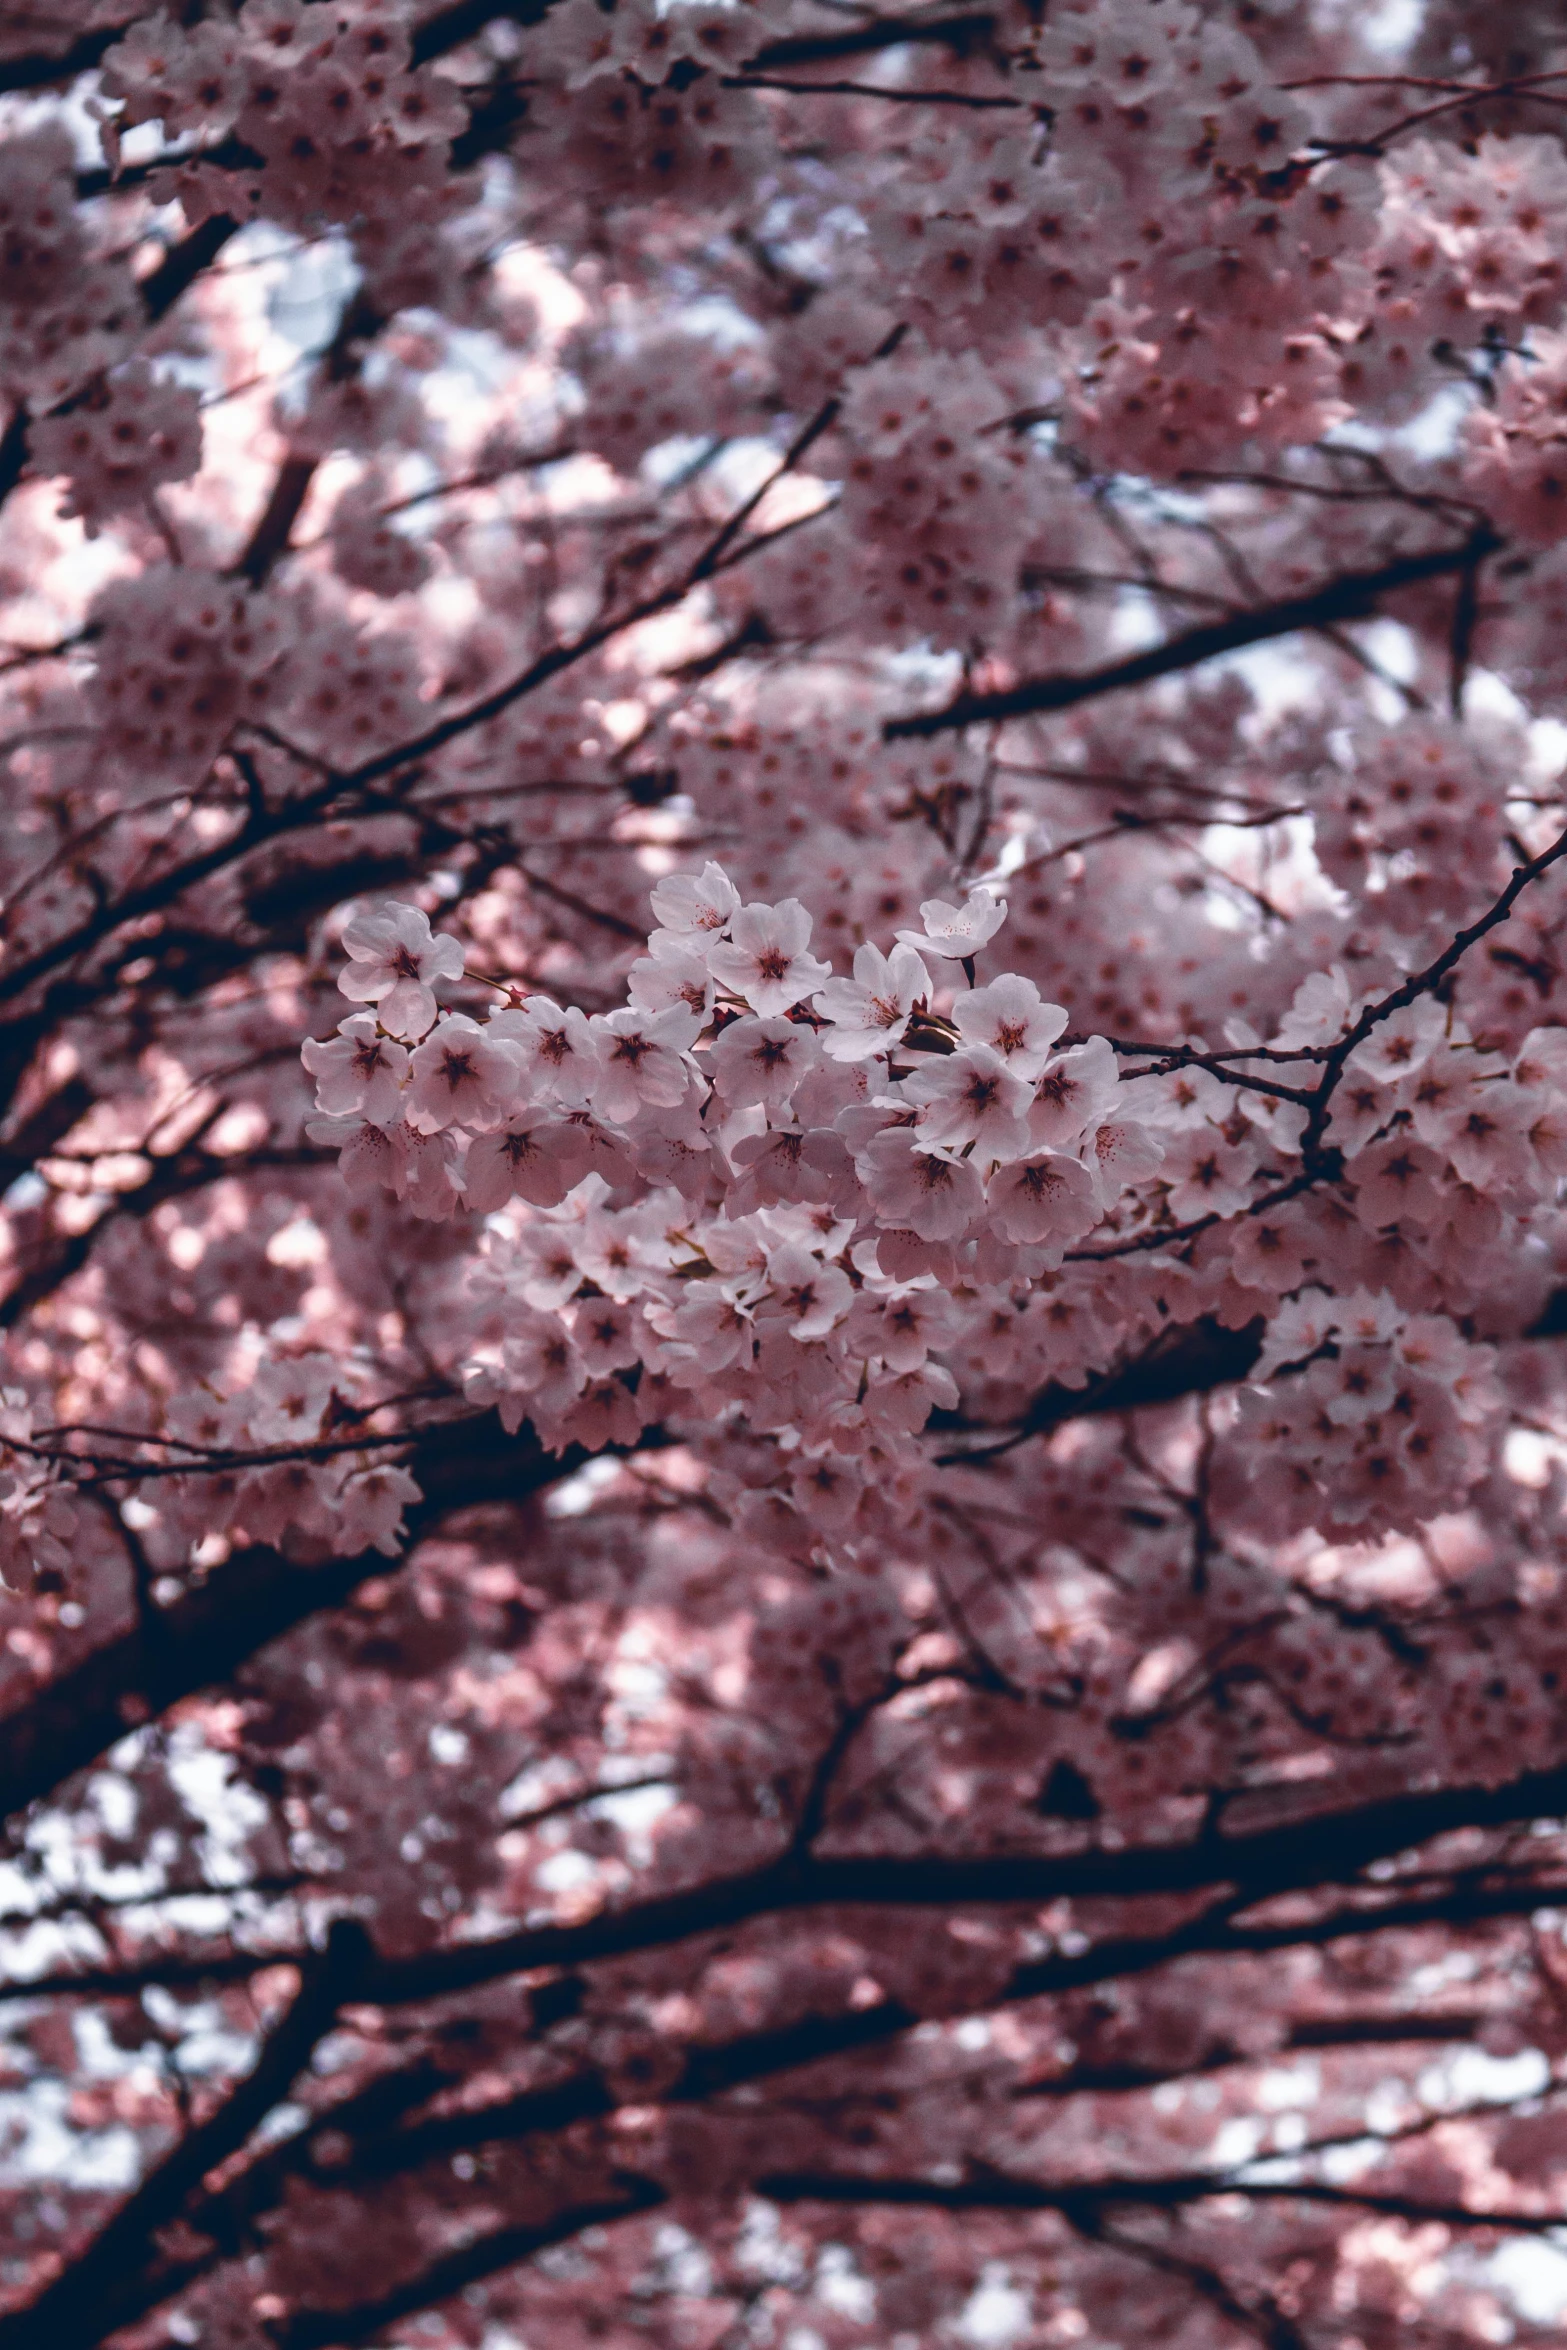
[285,868,1567,1568]
[297,878,1170,1550]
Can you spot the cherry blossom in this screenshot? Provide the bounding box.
[814,941,932,1062]
[986,1151,1101,1246]
[900,1042,1034,1162]
[896,886,1009,962]
[648,860,743,941]
[405,1014,524,1135]
[460,1118,580,1213]
[591,1005,701,1124]
[1028,1037,1122,1150]
[707,899,833,1016]
[855,1127,986,1241]
[301,1013,409,1121]
[337,904,466,1039]
[951,974,1070,1080]
[762,1243,853,1342]
[707,1014,822,1112]
[491,1000,604,1107]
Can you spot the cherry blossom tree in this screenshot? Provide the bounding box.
[12,1,1567,2343]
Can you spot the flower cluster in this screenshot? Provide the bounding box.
[1312,718,1513,937]
[31,361,203,536]
[570,324,771,480]
[327,468,433,598]
[300,878,1168,1542]
[1463,329,1567,539]
[1227,1289,1499,1539]
[104,0,467,238]
[1347,136,1567,419]
[830,344,1036,643]
[161,1349,420,1556]
[0,128,136,406]
[17,10,1567,2338]
[87,569,297,791]
[531,0,773,206]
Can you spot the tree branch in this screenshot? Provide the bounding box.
[138,215,242,326]
[0,23,129,95]
[882,532,1504,740]
[0,1411,644,1828]
[345,1780,1567,2011]
[0,1917,370,2350]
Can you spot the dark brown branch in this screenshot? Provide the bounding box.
[0,783,347,1011]
[0,495,827,1022]
[0,1918,371,2350]
[233,289,385,586]
[730,73,1019,107]
[932,1314,1267,1463]
[0,1072,93,1188]
[0,1947,291,2005]
[0,23,129,95]
[0,1412,646,1829]
[746,10,1000,74]
[275,2177,667,2350]
[0,1144,330,1333]
[1068,2207,1310,2350]
[9,1270,1567,1836]
[142,1992,1513,2326]
[126,2026,1567,2350]
[753,2165,1567,2235]
[139,215,242,326]
[111,1996,891,2333]
[1449,536,1486,717]
[234,456,320,589]
[12,1881,1566,2340]
[0,406,29,511]
[0,1316,1250,1827]
[882,532,1504,740]
[410,0,571,65]
[409,3,999,71]
[353,1779,1567,2011]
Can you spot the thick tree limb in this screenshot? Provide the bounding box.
[11,1871,1565,2340]
[932,1314,1266,1461]
[0,23,128,95]
[233,289,385,586]
[234,456,321,589]
[148,2053,1567,2350]
[746,10,999,73]
[1067,2206,1310,2350]
[410,3,997,70]
[882,533,1504,740]
[0,408,29,511]
[357,1778,1567,2009]
[0,1917,371,2350]
[8,1288,1567,1833]
[0,1411,614,1827]
[139,215,242,325]
[276,2178,668,2350]
[0,1319,1308,1829]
